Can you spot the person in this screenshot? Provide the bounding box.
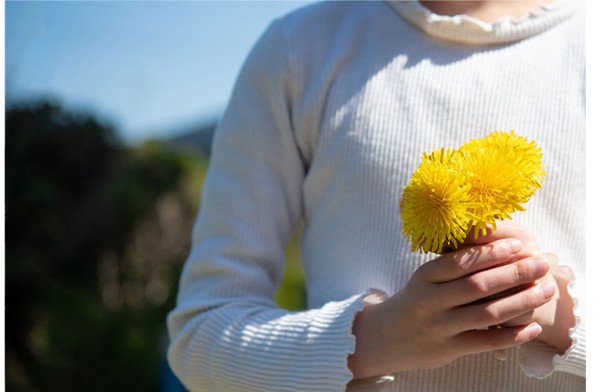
[167,0,586,390]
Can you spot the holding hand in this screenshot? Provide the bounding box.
[349,222,565,380]
[465,222,575,355]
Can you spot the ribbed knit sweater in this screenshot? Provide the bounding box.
[167,1,586,391]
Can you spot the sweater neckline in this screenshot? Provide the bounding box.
[385,0,579,45]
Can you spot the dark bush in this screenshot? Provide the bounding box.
[5,100,201,391]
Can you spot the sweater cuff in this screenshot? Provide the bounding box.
[518,261,586,379]
[208,290,377,391]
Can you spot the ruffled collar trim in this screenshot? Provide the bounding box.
[385,0,580,45]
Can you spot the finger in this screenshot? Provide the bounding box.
[499,272,556,327]
[439,255,550,307]
[419,238,522,283]
[498,310,535,327]
[452,322,542,356]
[463,221,540,255]
[450,279,556,332]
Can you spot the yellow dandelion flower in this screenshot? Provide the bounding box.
[457,131,545,237]
[462,130,545,189]
[399,131,544,253]
[400,148,478,254]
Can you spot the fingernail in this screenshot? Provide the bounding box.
[507,239,522,254]
[527,323,542,339]
[531,257,549,276]
[542,282,556,299]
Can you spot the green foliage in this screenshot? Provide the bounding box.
[5,99,306,391]
[274,227,307,311]
[5,100,203,391]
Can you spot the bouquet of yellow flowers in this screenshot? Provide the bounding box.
[400,130,545,254]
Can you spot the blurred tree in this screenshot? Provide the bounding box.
[5,99,306,391]
[5,100,203,391]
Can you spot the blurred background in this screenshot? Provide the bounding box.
[5,1,314,390]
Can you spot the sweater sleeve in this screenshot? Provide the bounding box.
[518,259,586,379]
[166,19,364,391]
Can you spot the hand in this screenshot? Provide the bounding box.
[463,223,575,354]
[349,223,555,380]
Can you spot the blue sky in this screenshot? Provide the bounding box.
[6,0,314,143]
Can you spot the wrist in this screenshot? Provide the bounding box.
[348,293,391,380]
[536,272,575,354]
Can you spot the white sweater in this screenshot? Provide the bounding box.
[167,1,586,391]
